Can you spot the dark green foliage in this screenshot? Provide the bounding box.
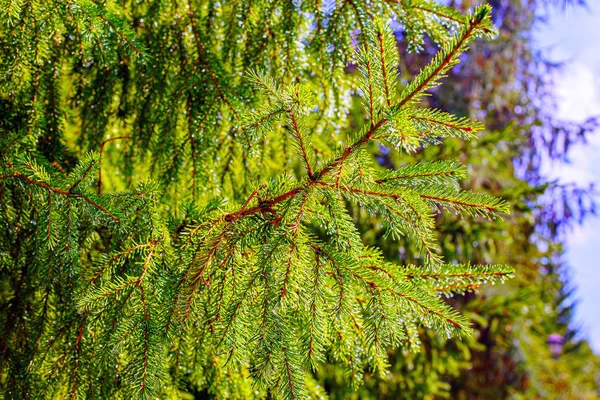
[0,1,523,398]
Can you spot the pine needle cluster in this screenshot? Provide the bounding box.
[1,1,513,398]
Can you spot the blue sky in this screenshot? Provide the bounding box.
[534,1,600,353]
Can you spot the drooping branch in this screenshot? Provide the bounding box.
[1,172,120,222]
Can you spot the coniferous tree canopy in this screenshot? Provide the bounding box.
[0,1,524,398]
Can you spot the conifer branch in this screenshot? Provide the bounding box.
[413,4,465,25]
[222,118,389,223]
[0,172,120,222]
[98,15,143,56]
[376,160,466,185]
[0,2,517,398]
[396,5,495,108]
[386,0,467,25]
[315,118,389,180]
[288,110,314,177]
[378,34,392,108]
[187,1,240,121]
[408,108,483,139]
[400,264,515,294]
[416,188,510,217]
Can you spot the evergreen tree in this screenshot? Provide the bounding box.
[2,1,546,398]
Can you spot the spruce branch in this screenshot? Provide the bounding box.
[396,5,496,108]
[221,7,495,219]
[0,2,519,398]
[0,171,120,222]
[408,108,484,140]
[415,187,511,218]
[400,263,515,295]
[376,160,467,186]
[411,2,466,25]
